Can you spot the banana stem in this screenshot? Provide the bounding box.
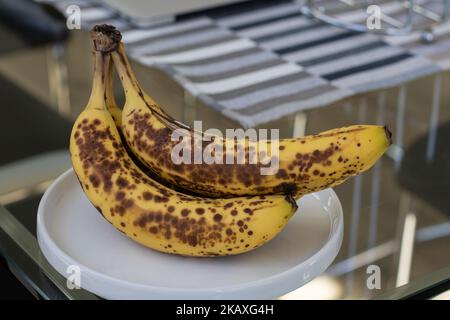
[89,24,140,101]
[111,43,145,101]
[89,24,185,129]
[106,56,117,108]
[86,52,110,110]
[89,24,121,109]
[112,42,185,129]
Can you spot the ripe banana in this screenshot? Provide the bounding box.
[97,25,392,198]
[70,35,297,257]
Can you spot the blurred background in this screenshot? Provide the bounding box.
[0,0,450,299]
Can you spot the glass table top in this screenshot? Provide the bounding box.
[1,28,450,300]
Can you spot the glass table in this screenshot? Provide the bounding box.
[0,204,97,300]
[1,79,450,299]
[1,19,450,299]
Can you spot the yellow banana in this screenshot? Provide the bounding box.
[100,26,392,198]
[70,31,297,257]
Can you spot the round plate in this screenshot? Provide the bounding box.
[37,169,343,300]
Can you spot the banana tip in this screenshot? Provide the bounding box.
[285,194,298,211]
[383,125,393,145]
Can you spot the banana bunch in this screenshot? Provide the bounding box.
[70,25,390,257]
[70,28,297,257]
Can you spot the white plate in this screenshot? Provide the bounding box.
[37,169,343,300]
